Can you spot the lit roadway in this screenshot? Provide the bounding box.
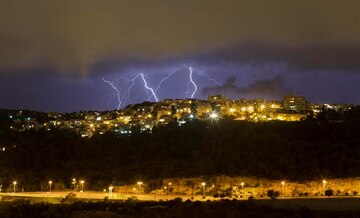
[1,191,359,201]
[0,192,206,202]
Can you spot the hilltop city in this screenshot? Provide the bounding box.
[2,95,353,138]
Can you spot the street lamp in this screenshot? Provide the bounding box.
[201,182,206,196]
[210,112,218,119]
[241,182,245,189]
[13,181,17,193]
[322,180,327,192]
[168,182,172,194]
[72,178,76,191]
[80,180,85,192]
[49,180,52,192]
[281,181,285,195]
[137,181,143,193]
[109,186,113,196]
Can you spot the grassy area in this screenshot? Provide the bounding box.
[0,198,359,217]
[254,197,360,211]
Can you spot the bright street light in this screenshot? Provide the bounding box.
[137,181,143,193]
[13,181,17,193]
[72,178,76,190]
[201,182,206,196]
[80,180,85,192]
[281,181,285,195]
[167,182,172,194]
[109,186,113,196]
[209,112,218,119]
[241,182,244,189]
[49,180,52,192]
[322,180,327,190]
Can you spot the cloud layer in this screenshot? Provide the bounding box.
[202,75,292,99]
[1,0,360,75]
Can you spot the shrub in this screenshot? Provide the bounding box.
[325,189,334,197]
[173,197,182,204]
[267,190,280,200]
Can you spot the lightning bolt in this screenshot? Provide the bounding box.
[155,71,175,94]
[139,73,159,102]
[198,73,222,86]
[189,67,197,99]
[125,75,136,104]
[121,73,159,103]
[102,78,122,110]
[103,66,217,107]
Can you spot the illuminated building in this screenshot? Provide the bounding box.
[283,95,309,112]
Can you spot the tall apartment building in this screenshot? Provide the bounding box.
[283,95,309,112]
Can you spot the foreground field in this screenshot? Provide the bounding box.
[0,198,360,218]
[2,191,360,211]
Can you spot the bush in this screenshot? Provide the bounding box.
[267,190,280,200]
[61,192,77,203]
[126,196,138,202]
[213,193,219,198]
[66,193,76,199]
[325,189,334,197]
[353,191,358,195]
[170,197,182,204]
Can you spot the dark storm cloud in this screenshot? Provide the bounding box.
[202,75,292,99]
[194,43,360,72]
[1,0,360,75]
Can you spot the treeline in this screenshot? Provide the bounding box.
[0,109,360,191]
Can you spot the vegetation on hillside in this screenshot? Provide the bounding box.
[0,108,359,191]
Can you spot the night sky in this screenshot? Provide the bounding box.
[1,0,360,112]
